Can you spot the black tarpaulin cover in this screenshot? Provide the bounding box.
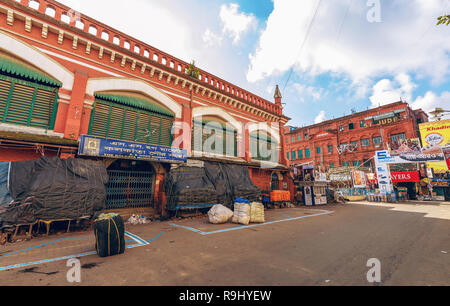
[0,157,109,228]
[165,161,261,210]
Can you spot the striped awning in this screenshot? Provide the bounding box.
[95,93,175,117]
[0,54,62,87]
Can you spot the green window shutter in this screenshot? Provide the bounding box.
[0,79,12,121]
[4,82,35,126]
[122,109,138,141]
[0,75,58,130]
[149,115,161,145]
[90,103,109,138]
[305,149,311,158]
[136,113,150,143]
[160,117,173,146]
[89,98,174,146]
[30,88,57,129]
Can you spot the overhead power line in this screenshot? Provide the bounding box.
[282,0,323,94]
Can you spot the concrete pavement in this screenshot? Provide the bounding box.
[0,202,449,286]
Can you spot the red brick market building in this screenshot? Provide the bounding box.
[0,0,291,216]
[284,102,429,172]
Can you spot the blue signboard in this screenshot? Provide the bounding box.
[78,135,187,164]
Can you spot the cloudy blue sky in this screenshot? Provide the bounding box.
[58,0,450,126]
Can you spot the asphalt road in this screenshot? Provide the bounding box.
[0,202,449,286]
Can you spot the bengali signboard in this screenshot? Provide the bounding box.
[419,120,450,173]
[78,135,187,164]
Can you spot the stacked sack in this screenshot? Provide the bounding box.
[249,202,265,223]
[94,213,125,258]
[232,198,251,225]
[208,204,234,224]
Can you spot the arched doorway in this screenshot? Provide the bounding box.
[105,160,156,209]
[271,172,280,190]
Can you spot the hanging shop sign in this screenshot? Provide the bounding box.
[390,171,420,183]
[419,120,450,173]
[78,135,187,164]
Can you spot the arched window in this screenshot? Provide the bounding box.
[0,53,61,131]
[192,116,238,157]
[29,0,39,10]
[75,20,84,30]
[123,41,130,50]
[45,6,56,17]
[88,25,97,36]
[250,131,278,162]
[144,50,150,58]
[134,45,140,54]
[113,36,120,45]
[153,54,159,62]
[101,31,109,41]
[61,13,70,24]
[88,93,175,146]
[161,58,167,65]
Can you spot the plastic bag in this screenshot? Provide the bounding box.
[250,202,265,223]
[232,203,251,225]
[208,204,234,224]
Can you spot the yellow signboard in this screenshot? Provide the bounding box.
[419,119,450,173]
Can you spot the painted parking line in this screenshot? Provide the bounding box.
[169,209,333,235]
[0,231,163,272]
[0,238,135,259]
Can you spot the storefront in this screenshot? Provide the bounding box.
[78,135,187,216]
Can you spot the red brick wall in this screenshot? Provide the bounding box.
[285,102,428,170]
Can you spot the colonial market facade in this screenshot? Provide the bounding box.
[0,0,291,216]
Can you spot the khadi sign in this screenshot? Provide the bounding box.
[390,171,420,183]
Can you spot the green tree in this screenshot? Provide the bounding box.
[437,15,450,26]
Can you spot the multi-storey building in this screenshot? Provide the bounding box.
[284,102,429,172]
[0,0,291,216]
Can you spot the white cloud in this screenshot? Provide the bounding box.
[293,83,323,102]
[247,0,450,85]
[411,91,450,114]
[57,0,198,63]
[314,110,326,124]
[202,29,223,47]
[369,73,417,108]
[220,3,257,45]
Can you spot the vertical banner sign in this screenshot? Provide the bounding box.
[374,151,394,193]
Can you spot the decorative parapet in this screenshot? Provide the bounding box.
[3,0,285,120]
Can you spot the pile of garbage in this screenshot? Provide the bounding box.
[207,198,265,226]
[126,214,151,225]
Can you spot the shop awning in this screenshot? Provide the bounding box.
[95,93,175,117]
[0,54,62,87]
